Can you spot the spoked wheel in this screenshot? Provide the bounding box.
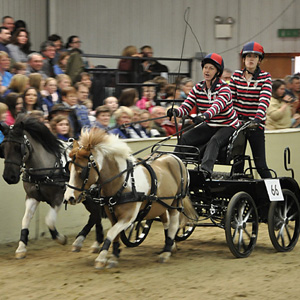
[268,189,300,252]
[225,192,259,258]
[175,224,196,241]
[120,219,153,247]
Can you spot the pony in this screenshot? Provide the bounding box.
[0,115,103,258]
[64,127,198,269]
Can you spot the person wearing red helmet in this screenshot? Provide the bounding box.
[167,53,239,179]
[230,41,272,178]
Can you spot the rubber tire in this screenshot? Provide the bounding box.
[120,219,153,247]
[175,224,196,241]
[268,189,300,252]
[225,192,259,258]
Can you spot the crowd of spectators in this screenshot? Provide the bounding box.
[1,15,300,146]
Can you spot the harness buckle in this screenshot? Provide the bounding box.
[109,197,117,206]
[122,181,127,188]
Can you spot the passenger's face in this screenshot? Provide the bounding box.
[244,53,260,71]
[203,63,217,82]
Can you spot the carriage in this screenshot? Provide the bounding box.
[121,121,300,258]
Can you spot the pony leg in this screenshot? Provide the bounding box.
[159,210,180,263]
[45,205,67,245]
[90,217,104,253]
[15,198,39,259]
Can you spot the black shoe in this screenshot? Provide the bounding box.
[199,168,211,180]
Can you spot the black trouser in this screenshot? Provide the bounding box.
[175,123,235,174]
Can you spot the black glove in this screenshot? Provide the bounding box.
[166,108,179,119]
[248,118,260,130]
[193,114,207,125]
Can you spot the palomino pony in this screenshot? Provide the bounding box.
[64,127,198,269]
[0,115,103,258]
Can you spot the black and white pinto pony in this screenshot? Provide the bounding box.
[0,115,103,258]
[64,127,198,269]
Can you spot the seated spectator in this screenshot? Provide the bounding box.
[103,96,118,127]
[53,51,69,75]
[40,41,56,78]
[179,77,194,100]
[150,105,167,137]
[138,45,169,82]
[1,16,15,33]
[79,72,93,99]
[4,92,23,125]
[94,105,111,131]
[130,106,148,138]
[164,83,183,106]
[153,76,168,102]
[118,87,139,107]
[3,73,29,97]
[266,79,300,130]
[221,68,232,84]
[50,115,73,142]
[0,26,11,55]
[22,87,42,114]
[11,62,27,75]
[26,52,47,78]
[136,81,156,112]
[109,106,142,139]
[75,82,89,105]
[48,103,72,121]
[12,19,27,36]
[28,72,44,110]
[140,109,160,137]
[56,73,72,100]
[41,77,59,116]
[0,51,13,93]
[48,34,65,64]
[0,102,8,143]
[7,28,31,63]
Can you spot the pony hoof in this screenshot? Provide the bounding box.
[71,245,81,252]
[158,252,171,263]
[106,260,118,269]
[56,235,68,245]
[90,247,100,254]
[94,261,106,270]
[15,252,26,259]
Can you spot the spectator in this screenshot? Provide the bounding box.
[136,81,156,112]
[41,77,59,116]
[0,102,8,143]
[179,77,194,100]
[0,51,13,93]
[50,115,73,142]
[26,52,47,78]
[221,68,232,84]
[75,82,89,105]
[7,28,31,63]
[12,19,27,36]
[286,75,300,114]
[140,109,160,137]
[153,75,168,102]
[103,96,118,127]
[48,34,64,64]
[1,16,14,33]
[3,73,29,97]
[0,26,11,55]
[11,62,27,75]
[266,79,300,130]
[40,41,56,78]
[164,83,183,106]
[56,73,71,101]
[28,72,44,110]
[162,105,182,136]
[94,105,111,130]
[4,92,23,125]
[79,72,93,100]
[118,88,139,107]
[109,106,142,139]
[53,51,69,75]
[130,106,148,138]
[150,105,167,137]
[65,35,85,83]
[48,103,72,121]
[22,87,41,114]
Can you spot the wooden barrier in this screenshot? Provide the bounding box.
[0,130,299,244]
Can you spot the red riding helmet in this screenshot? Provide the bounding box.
[201,53,224,77]
[241,42,264,60]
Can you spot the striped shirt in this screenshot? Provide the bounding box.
[229,69,272,128]
[177,78,239,128]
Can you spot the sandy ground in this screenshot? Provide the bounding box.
[1,221,300,300]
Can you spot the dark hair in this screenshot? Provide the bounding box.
[118,88,138,107]
[13,20,27,35]
[4,92,22,119]
[22,87,39,111]
[95,105,111,117]
[65,35,78,49]
[272,79,285,97]
[40,40,55,52]
[48,34,62,42]
[10,28,31,54]
[2,16,13,23]
[0,26,9,33]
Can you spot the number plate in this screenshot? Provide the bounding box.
[264,179,284,201]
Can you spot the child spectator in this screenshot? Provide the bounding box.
[136,81,156,112]
[103,96,118,127]
[118,88,139,107]
[41,77,59,116]
[94,105,111,130]
[140,109,160,137]
[50,115,73,142]
[3,73,29,97]
[0,102,8,143]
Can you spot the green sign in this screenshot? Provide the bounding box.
[278,29,300,38]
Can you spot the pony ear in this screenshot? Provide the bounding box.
[0,122,10,136]
[73,140,79,148]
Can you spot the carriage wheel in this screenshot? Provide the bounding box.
[175,224,196,241]
[225,192,258,258]
[268,189,300,252]
[120,219,153,247]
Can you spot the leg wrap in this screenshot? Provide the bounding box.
[101,238,111,251]
[49,228,59,240]
[164,229,168,243]
[20,229,29,245]
[95,223,104,244]
[112,241,121,258]
[163,237,174,252]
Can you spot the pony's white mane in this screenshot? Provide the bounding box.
[96,133,132,159]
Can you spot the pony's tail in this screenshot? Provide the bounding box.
[180,195,198,227]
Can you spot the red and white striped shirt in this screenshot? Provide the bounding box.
[177,78,239,128]
[229,69,272,128]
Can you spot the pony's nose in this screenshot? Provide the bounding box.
[3,174,20,184]
[68,196,76,205]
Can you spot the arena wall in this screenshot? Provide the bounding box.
[0,131,300,244]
